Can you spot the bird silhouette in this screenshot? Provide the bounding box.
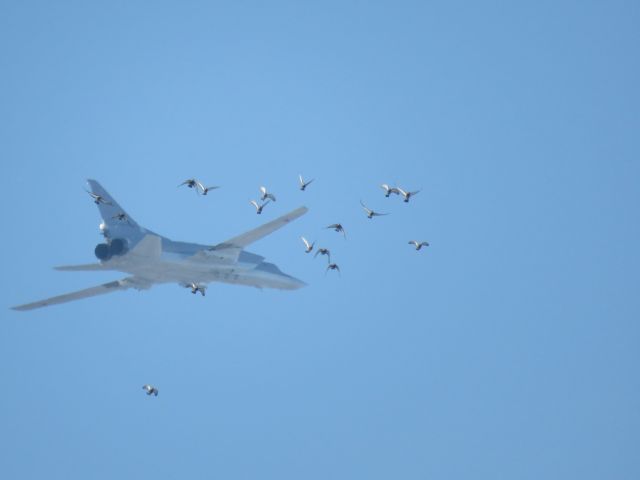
[398,187,421,203]
[142,384,159,396]
[360,200,389,219]
[408,240,430,250]
[250,199,270,214]
[326,223,346,239]
[298,174,315,191]
[301,236,315,253]
[259,186,277,202]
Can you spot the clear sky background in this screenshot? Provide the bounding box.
[1,1,639,479]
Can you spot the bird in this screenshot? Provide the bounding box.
[360,200,389,219]
[326,263,341,275]
[314,247,331,263]
[301,236,315,253]
[408,240,430,250]
[178,178,200,190]
[398,187,421,203]
[198,184,220,195]
[326,223,346,239]
[142,384,158,396]
[112,212,129,223]
[380,184,400,197]
[187,282,206,296]
[85,190,112,205]
[259,186,276,202]
[250,199,270,214]
[298,174,314,191]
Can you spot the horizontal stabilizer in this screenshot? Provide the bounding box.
[11,276,150,311]
[55,263,108,272]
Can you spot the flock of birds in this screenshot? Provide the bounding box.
[88,174,429,399]
[172,175,429,277]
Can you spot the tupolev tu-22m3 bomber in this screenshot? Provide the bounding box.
[12,180,308,311]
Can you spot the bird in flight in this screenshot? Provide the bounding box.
[326,223,346,239]
[187,282,207,296]
[301,236,315,253]
[314,247,331,263]
[199,184,220,195]
[408,240,429,250]
[178,178,201,192]
[326,263,341,275]
[250,199,270,214]
[360,200,389,219]
[298,174,314,191]
[260,186,277,202]
[142,384,159,396]
[112,212,129,223]
[398,187,421,203]
[85,190,112,205]
[380,184,400,197]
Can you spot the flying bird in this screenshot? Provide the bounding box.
[112,212,129,223]
[380,184,400,197]
[142,384,159,396]
[408,240,430,250]
[301,236,315,253]
[187,282,207,296]
[198,184,220,195]
[326,263,341,275]
[85,190,112,205]
[250,199,270,214]
[178,178,200,190]
[259,186,277,202]
[326,223,346,239]
[398,187,421,203]
[360,200,389,219]
[314,248,331,263]
[298,174,314,191]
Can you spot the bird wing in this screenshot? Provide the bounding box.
[372,211,389,216]
[250,200,259,209]
[301,236,310,249]
[410,189,421,196]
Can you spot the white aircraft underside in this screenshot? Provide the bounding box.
[12,180,307,311]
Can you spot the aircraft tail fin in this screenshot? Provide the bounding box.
[86,179,141,230]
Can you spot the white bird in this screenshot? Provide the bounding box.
[85,190,112,205]
[197,183,220,195]
[398,187,421,203]
[314,247,331,263]
[326,263,341,275]
[250,199,270,214]
[301,236,315,253]
[298,174,315,191]
[380,184,400,197]
[360,200,389,219]
[259,186,276,202]
[408,240,430,250]
[142,384,158,396]
[187,282,207,296]
[326,223,346,239]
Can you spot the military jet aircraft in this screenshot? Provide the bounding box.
[12,180,308,311]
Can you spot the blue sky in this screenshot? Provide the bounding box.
[1,1,639,479]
